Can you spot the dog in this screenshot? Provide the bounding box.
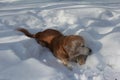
[17,28,92,69]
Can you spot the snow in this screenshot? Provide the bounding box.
[0,0,18,3]
[100,32,120,70]
[0,58,70,80]
[0,1,120,80]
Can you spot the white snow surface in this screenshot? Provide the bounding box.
[0,1,120,80]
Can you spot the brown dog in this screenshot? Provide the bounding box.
[17,28,91,69]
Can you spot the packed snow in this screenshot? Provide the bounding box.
[0,1,120,80]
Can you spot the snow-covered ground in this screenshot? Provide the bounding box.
[0,1,120,80]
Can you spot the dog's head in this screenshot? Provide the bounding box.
[64,36,92,65]
[69,46,92,65]
[34,29,62,47]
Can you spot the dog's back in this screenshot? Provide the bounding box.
[17,28,63,48]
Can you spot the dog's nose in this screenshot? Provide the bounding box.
[88,48,92,55]
[89,49,92,53]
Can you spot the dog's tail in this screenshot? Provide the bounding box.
[17,28,35,38]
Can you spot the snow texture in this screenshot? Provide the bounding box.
[0,1,120,80]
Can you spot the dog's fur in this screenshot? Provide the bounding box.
[17,28,91,69]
